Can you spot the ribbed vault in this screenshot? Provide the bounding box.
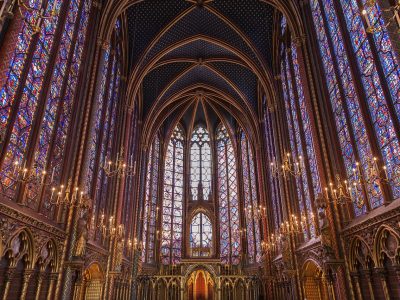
[107,0,301,144]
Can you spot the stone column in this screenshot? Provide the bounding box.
[375,268,390,300]
[395,266,400,299]
[363,270,375,300]
[47,273,58,300]
[20,269,33,300]
[351,273,363,300]
[1,268,15,300]
[35,272,46,300]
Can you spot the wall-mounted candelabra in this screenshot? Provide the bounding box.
[244,204,266,221]
[279,213,307,236]
[101,148,136,178]
[362,0,400,34]
[261,233,281,254]
[11,160,55,186]
[48,179,89,209]
[95,213,125,239]
[262,213,311,255]
[270,153,303,179]
[324,157,397,207]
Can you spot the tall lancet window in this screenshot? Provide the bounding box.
[310,0,400,210]
[142,135,160,264]
[216,124,241,265]
[338,0,400,199]
[162,125,184,264]
[190,125,211,201]
[0,0,93,202]
[241,131,261,263]
[190,212,213,257]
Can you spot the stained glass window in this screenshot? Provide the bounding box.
[338,0,400,199]
[281,55,311,240]
[142,135,160,263]
[0,0,63,197]
[44,0,92,209]
[26,0,92,213]
[309,0,400,207]
[190,212,212,257]
[190,125,211,201]
[0,0,92,212]
[310,0,381,214]
[241,131,261,263]
[280,38,322,239]
[162,125,184,265]
[85,48,110,195]
[216,124,241,265]
[361,1,400,124]
[94,52,120,223]
[263,102,281,230]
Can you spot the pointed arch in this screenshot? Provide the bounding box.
[190,124,212,202]
[216,123,241,265]
[161,124,185,265]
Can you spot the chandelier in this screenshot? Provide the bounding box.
[261,213,312,254]
[244,204,266,221]
[48,179,89,209]
[324,157,397,207]
[270,153,303,179]
[11,160,54,186]
[101,148,136,178]
[261,233,282,254]
[95,213,125,239]
[279,213,307,236]
[362,0,400,33]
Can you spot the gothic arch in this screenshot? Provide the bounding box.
[349,236,375,272]
[374,225,400,267]
[35,239,59,272]
[3,228,35,269]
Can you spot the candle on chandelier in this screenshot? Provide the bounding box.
[79,191,84,204]
[41,170,46,184]
[383,166,388,180]
[362,9,372,29]
[50,187,55,202]
[51,167,55,182]
[13,161,19,175]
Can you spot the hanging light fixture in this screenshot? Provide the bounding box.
[270,152,303,179]
[101,147,136,178]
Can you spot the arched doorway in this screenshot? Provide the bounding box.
[301,260,328,300]
[82,263,104,300]
[187,270,214,300]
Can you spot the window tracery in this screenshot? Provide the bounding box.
[190,125,211,201]
[161,125,184,265]
[142,135,160,263]
[241,131,261,263]
[216,123,241,265]
[310,0,400,214]
[0,0,93,209]
[190,212,212,257]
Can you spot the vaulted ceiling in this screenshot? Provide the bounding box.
[124,0,277,141]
